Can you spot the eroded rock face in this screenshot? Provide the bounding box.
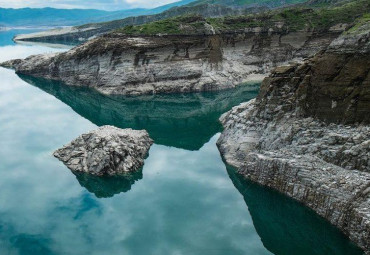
[54,126,153,176]
[217,23,370,253]
[1,31,340,95]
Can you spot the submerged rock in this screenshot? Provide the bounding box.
[217,22,370,253]
[54,126,153,176]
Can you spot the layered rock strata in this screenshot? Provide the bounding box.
[1,30,341,95]
[54,126,153,176]
[217,23,370,252]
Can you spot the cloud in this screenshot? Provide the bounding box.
[0,0,180,10]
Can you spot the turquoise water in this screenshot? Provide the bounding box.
[0,30,364,255]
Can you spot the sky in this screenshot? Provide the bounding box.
[0,0,181,10]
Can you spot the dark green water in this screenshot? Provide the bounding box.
[19,75,259,150]
[0,30,364,255]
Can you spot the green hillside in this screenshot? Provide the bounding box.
[188,0,307,8]
[116,0,369,35]
[0,0,196,27]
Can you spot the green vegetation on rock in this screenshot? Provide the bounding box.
[188,0,307,8]
[116,0,369,35]
[116,15,209,35]
[346,13,370,33]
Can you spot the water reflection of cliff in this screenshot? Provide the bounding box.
[74,171,143,198]
[226,166,364,255]
[20,75,259,150]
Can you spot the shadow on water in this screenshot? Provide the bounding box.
[19,74,259,150]
[73,170,143,198]
[226,165,364,255]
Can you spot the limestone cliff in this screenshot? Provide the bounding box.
[217,22,370,253]
[1,30,340,95]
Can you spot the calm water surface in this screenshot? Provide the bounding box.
[0,29,364,255]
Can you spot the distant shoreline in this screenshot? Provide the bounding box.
[0,26,71,31]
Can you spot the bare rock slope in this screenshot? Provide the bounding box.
[217,23,370,253]
[54,126,153,176]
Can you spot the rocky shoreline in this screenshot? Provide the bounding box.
[217,23,370,253]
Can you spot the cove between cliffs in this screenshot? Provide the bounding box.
[3,26,368,254]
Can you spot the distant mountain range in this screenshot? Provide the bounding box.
[0,0,196,27]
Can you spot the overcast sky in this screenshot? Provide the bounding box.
[0,0,181,10]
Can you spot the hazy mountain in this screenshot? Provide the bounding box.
[90,0,198,23]
[150,0,198,13]
[0,0,197,27]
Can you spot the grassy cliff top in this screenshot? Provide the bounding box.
[115,0,369,35]
[346,13,370,34]
[116,15,210,35]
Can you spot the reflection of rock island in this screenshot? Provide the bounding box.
[226,166,363,255]
[74,170,143,198]
[20,75,259,150]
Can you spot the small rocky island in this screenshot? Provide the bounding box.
[54,126,153,176]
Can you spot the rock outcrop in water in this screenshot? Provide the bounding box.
[54,126,153,176]
[217,22,370,253]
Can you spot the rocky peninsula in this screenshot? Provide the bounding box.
[54,126,153,176]
[0,30,340,95]
[217,22,370,253]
